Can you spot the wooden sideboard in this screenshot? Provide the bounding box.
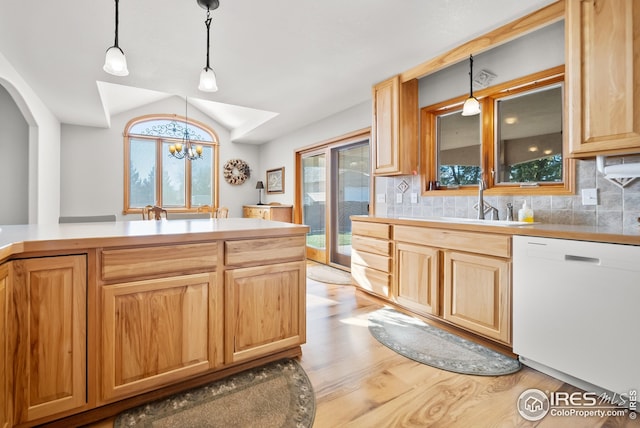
[243,204,293,222]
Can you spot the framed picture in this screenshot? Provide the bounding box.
[266,167,284,194]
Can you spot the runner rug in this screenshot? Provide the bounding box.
[368,307,521,376]
[114,359,315,428]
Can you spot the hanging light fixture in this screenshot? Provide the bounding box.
[461,54,480,116]
[168,97,203,160]
[197,0,220,92]
[103,0,129,76]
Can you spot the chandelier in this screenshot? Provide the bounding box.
[168,97,203,160]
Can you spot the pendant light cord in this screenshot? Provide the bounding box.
[114,0,120,48]
[205,10,212,69]
[468,55,474,97]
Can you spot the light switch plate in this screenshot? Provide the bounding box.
[376,193,386,203]
[411,193,418,203]
[396,193,403,204]
[581,188,598,206]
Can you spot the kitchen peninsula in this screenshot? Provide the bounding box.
[0,218,309,427]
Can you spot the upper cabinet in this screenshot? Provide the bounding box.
[371,76,418,176]
[567,0,640,156]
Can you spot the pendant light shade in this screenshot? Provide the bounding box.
[461,54,480,116]
[199,67,218,92]
[104,0,129,76]
[198,0,220,92]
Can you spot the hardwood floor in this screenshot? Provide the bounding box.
[301,277,636,428]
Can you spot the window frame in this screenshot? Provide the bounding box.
[123,114,220,215]
[420,65,574,196]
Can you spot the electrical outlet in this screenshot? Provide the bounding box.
[410,193,418,203]
[396,193,403,204]
[376,193,386,203]
[581,188,598,206]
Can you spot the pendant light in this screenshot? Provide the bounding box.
[103,0,129,76]
[461,54,480,116]
[198,0,220,92]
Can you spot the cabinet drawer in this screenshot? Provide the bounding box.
[352,248,392,273]
[352,221,390,239]
[225,235,305,266]
[351,263,390,298]
[394,226,510,258]
[352,235,391,256]
[243,207,268,219]
[101,243,218,282]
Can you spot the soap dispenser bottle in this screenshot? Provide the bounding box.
[518,201,534,223]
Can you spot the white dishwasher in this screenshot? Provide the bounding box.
[513,235,640,395]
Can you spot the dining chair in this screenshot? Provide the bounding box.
[213,206,229,218]
[142,205,167,220]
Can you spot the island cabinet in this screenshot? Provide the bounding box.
[351,221,392,298]
[567,0,640,156]
[0,263,9,428]
[5,255,87,425]
[224,236,306,364]
[97,242,222,404]
[371,75,419,176]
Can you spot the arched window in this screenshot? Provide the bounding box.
[123,114,219,214]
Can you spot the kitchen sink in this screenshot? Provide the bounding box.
[399,216,534,227]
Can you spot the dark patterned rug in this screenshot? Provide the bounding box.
[114,359,315,428]
[368,307,521,376]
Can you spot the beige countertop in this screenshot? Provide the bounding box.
[0,218,309,262]
[352,215,640,246]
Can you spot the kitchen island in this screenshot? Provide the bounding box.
[0,218,309,427]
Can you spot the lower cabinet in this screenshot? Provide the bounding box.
[395,242,439,316]
[0,263,9,428]
[100,272,221,403]
[8,255,87,424]
[443,251,511,344]
[225,261,306,364]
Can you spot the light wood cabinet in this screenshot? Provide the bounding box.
[567,0,640,156]
[225,261,306,364]
[351,221,392,298]
[443,251,511,344]
[8,256,87,423]
[0,263,9,428]
[395,242,439,316]
[243,204,293,222]
[100,272,221,403]
[371,75,419,176]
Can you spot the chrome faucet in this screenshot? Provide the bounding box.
[477,178,485,219]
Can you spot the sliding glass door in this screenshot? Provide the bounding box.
[298,133,370,268]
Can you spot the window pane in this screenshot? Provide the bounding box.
[437,111,481,186]
[191,145,213,206]
[496,84,563,183]
[129,139,156,208]
[162,141,185,207]
[302,154,326,250]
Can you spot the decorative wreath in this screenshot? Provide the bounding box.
[223,159,251,185]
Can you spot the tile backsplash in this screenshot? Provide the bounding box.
[375,156,640,232]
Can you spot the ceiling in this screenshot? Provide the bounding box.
[0,0,556,145]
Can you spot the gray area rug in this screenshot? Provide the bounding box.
[306,264,352,285]
[114,359,315,428]
[369,307,521,376]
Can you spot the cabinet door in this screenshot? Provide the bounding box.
[0,263,9,428]
[443,251,511,344]
[225,261,306,364]
[567,0,640,155]
[100,272,220,402]
[395,242,439,316]
[372,76,418,175]
[10,256,87,423]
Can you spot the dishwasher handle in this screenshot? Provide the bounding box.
[564,254,600,264]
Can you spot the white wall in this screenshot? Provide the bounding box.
[60,96,261,219]
[0,84,28,224]
[0,52,61,225]
[257,101,372,205]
